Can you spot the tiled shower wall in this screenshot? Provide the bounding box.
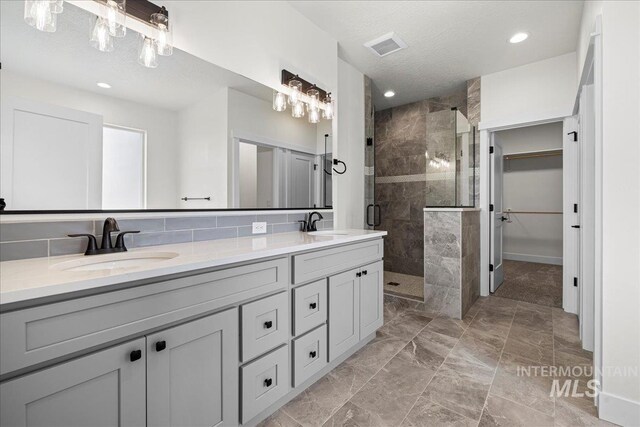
[374,79,480,277]
[0,212,333,262]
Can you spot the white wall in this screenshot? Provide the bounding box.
[1,71,179,208]
[334,59,365,229]
[177,89,229,208]
[577,1,603,79]
[238,143,258,207]
[158,1,338,94]
[593,1,640,424]
[481,53,578,127]
[496,123,564,264]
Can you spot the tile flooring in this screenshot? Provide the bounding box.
[493,260,563,308]
[384,271,424,301]
[260,295,611,427]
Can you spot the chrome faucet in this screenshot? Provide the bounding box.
[69,217,139,255]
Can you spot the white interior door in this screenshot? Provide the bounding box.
[490,140,505,292]
[289,151,314,208]
[0,97,103,210]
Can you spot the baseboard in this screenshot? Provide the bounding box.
[503,252,563,265]
[598,391,640,426]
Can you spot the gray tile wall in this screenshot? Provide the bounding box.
[0,212,333,262]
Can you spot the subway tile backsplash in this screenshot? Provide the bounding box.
[0,212,334,262]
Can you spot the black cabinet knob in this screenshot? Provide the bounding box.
[309,302,317,309]
[264,378,273,387]
[129,349,142,362]
[155,340,167,352]
[264,320,273,329]
[309,350,317,358]
[356,272,362,277]
[362,270,368,275]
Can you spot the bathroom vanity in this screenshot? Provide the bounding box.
[0,230,385,426]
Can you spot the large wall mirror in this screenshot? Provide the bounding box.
[0,1,333,212]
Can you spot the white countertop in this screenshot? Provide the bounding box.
[0,230,386,307]
[423,207,481,212]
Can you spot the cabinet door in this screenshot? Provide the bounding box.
[0,338,145,427]
[146,308,238,427]
[359,260,384,338]
[328,268,360,362]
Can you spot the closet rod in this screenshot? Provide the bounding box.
[506,210,562,214]
[503,149,563,160]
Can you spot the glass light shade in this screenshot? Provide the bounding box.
[24,0,57,32]
[138,36,158,68]
[90,17,114,52]
[105,0,126,38]
[306,88,319,111]
[273,91,287,112]
[322,93,334,119]
[151,8,173,56]
[308,107,320,124]
[50,0,63,14]
[288,79,302,105]
[291,101,305,118]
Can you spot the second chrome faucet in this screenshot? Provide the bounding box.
[69,217,139,256]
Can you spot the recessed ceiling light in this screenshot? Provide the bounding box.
[509,32,529,44]
[97,82,112,89]
[384,90,395,98]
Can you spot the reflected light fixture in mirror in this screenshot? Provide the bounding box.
[91,16,115,52]
[322,92,334,120]
[138,35,158,68]
[308,106,320,124]
[292,100,305,118]
[307,87,319,111]
[24,0,57,32]
[288,78,302,105]
[106,0,126,38]
[51,0,64,14]
[273,91,287,112]
[151,6,172,56]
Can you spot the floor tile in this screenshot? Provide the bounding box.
[395,328,459,371]
[401,396,477,426]
[512,304,554,335]
[423,316,467,339]
[323,401,385,426]
[378,311,433,341]
[343,331,408,378]
[451,327,506,370]
[258,410,302,427]
[503,325,554,365]
[349,356,436,426]
[478,394,554,426]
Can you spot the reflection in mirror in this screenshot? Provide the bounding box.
[0,1,332,212]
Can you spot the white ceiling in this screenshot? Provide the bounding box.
[289,1,584,109]
[1,1,270,111]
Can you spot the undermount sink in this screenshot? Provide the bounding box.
[52,251,179,272]
[308,230,350,236]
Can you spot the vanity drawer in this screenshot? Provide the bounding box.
[292,325,327,387]
[0,258,287,376]
[292,279,327,336]
[240,292,288,363]
[292,239,384,285]
[240,345,289,423]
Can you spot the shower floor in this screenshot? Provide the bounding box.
[383,271,424,301]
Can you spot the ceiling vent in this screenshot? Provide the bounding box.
[364,32,408,57]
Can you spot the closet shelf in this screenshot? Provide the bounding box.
[503,148,563,160]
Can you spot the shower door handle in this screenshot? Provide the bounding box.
[373,204,382,227]
[366,204,374,227]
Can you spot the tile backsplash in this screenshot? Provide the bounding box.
[0,212,333,262]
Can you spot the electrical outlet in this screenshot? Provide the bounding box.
[252,222,267,234]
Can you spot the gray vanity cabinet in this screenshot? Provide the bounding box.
[146,309,238,427]
[0,338,146,427]
[359,260,384,338]
[328,268,360,362]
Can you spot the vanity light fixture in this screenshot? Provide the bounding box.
[509,32,529,44]
[292,100,306,119]
[105,0,126,38]
[306,86,320,111]
[322,93,334,120]
[51,0,64,14]
[151,6,172,56]
[273,91,287,112]
[138,35,158,68]
[97,82,112,88]
[288,78,303,105]
[24,0,58,32]
[384,90,395,98]
[308,106,320,124]
[91,16,114,52]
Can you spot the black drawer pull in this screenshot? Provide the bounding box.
[309,350,317,358]
[129,350,142,362]
[264,378,273,387]
[362,270,368,275]
[264,320,273,329]
[309,302,317,309]
[155,340,166,352]
[356,272,362,277]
